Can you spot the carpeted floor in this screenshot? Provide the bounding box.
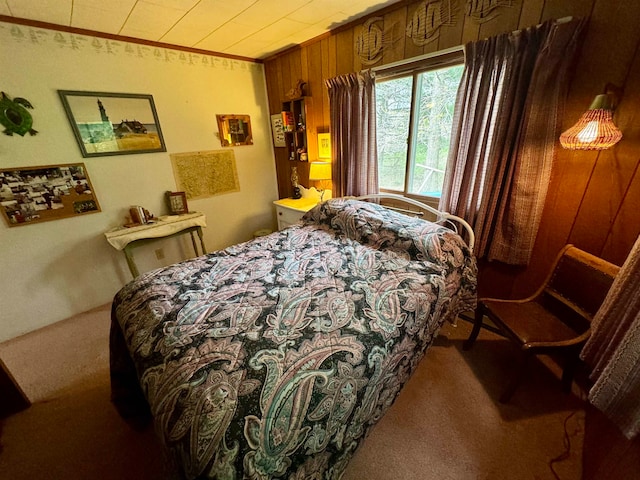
[0,304,586,479]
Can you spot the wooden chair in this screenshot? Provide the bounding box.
[463,245,620,403]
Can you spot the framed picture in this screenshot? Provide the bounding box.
[216,114,253,147]
[0,163,100,227]
[58,90,166,157]
[165,191,189,215]
[318,133,332,159]
[270,114,286,147]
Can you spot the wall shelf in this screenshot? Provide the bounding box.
[282,97,308,162]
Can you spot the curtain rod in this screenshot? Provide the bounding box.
[511,15,573,35]
[370,45,463,73]
[366,16,574,76]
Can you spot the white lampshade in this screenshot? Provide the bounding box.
[308,162,332,181]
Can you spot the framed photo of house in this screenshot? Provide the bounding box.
[58,90,166,158]
[165,191,189,215]
[0,163,100,227]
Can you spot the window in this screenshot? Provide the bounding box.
[375,56,464,200]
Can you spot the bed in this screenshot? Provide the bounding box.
[109,196,477,479]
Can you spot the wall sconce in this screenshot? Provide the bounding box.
[308,161,332,202]
[560,86,623,150]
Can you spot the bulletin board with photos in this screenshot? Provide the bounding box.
[0,163,100,227]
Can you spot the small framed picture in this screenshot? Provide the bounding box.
[270,114,286,147]
[166,191,188,215]
[318,133,331,159]
[216,114,253,147]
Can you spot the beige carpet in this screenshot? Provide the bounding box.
[0,305,585,479]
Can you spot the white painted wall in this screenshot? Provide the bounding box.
[0,22,279,343]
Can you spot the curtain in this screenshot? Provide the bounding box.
[440,18,586,265]
[325,71,378,197]
[580,236,640,440]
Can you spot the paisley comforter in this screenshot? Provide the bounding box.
[109,198,477,479]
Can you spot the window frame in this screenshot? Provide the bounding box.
[374,47,464,204]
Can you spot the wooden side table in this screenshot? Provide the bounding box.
[105,212,207,278]
[273,198,318,230]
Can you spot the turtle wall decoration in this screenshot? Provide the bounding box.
[0,92,38,136]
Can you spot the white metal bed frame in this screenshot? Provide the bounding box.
[355,193,475,251]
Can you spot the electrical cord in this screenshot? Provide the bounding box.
[549,409,583,480]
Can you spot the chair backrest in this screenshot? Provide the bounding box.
[540,245,620,333]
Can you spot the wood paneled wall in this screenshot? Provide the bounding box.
[264,0,640,300]
[263,2,640,470]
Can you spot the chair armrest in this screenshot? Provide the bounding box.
[523,329,591,350]
[479,296,538,305]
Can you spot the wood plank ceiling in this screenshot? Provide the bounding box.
[0,0,403,60]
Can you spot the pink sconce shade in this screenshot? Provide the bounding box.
[560,94,622,150]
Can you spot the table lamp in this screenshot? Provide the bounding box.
[308,161,332,202]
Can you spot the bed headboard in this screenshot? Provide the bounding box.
[354,193,475,251]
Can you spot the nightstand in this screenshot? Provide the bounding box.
[273,198,318,230]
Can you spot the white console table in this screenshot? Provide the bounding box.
[105,212,207,278]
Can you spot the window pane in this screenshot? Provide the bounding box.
[409,65,463,197]
[376,76,412,191]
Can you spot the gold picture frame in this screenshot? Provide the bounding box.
[216,114,253,147]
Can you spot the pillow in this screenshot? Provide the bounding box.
[301,198,468,262]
